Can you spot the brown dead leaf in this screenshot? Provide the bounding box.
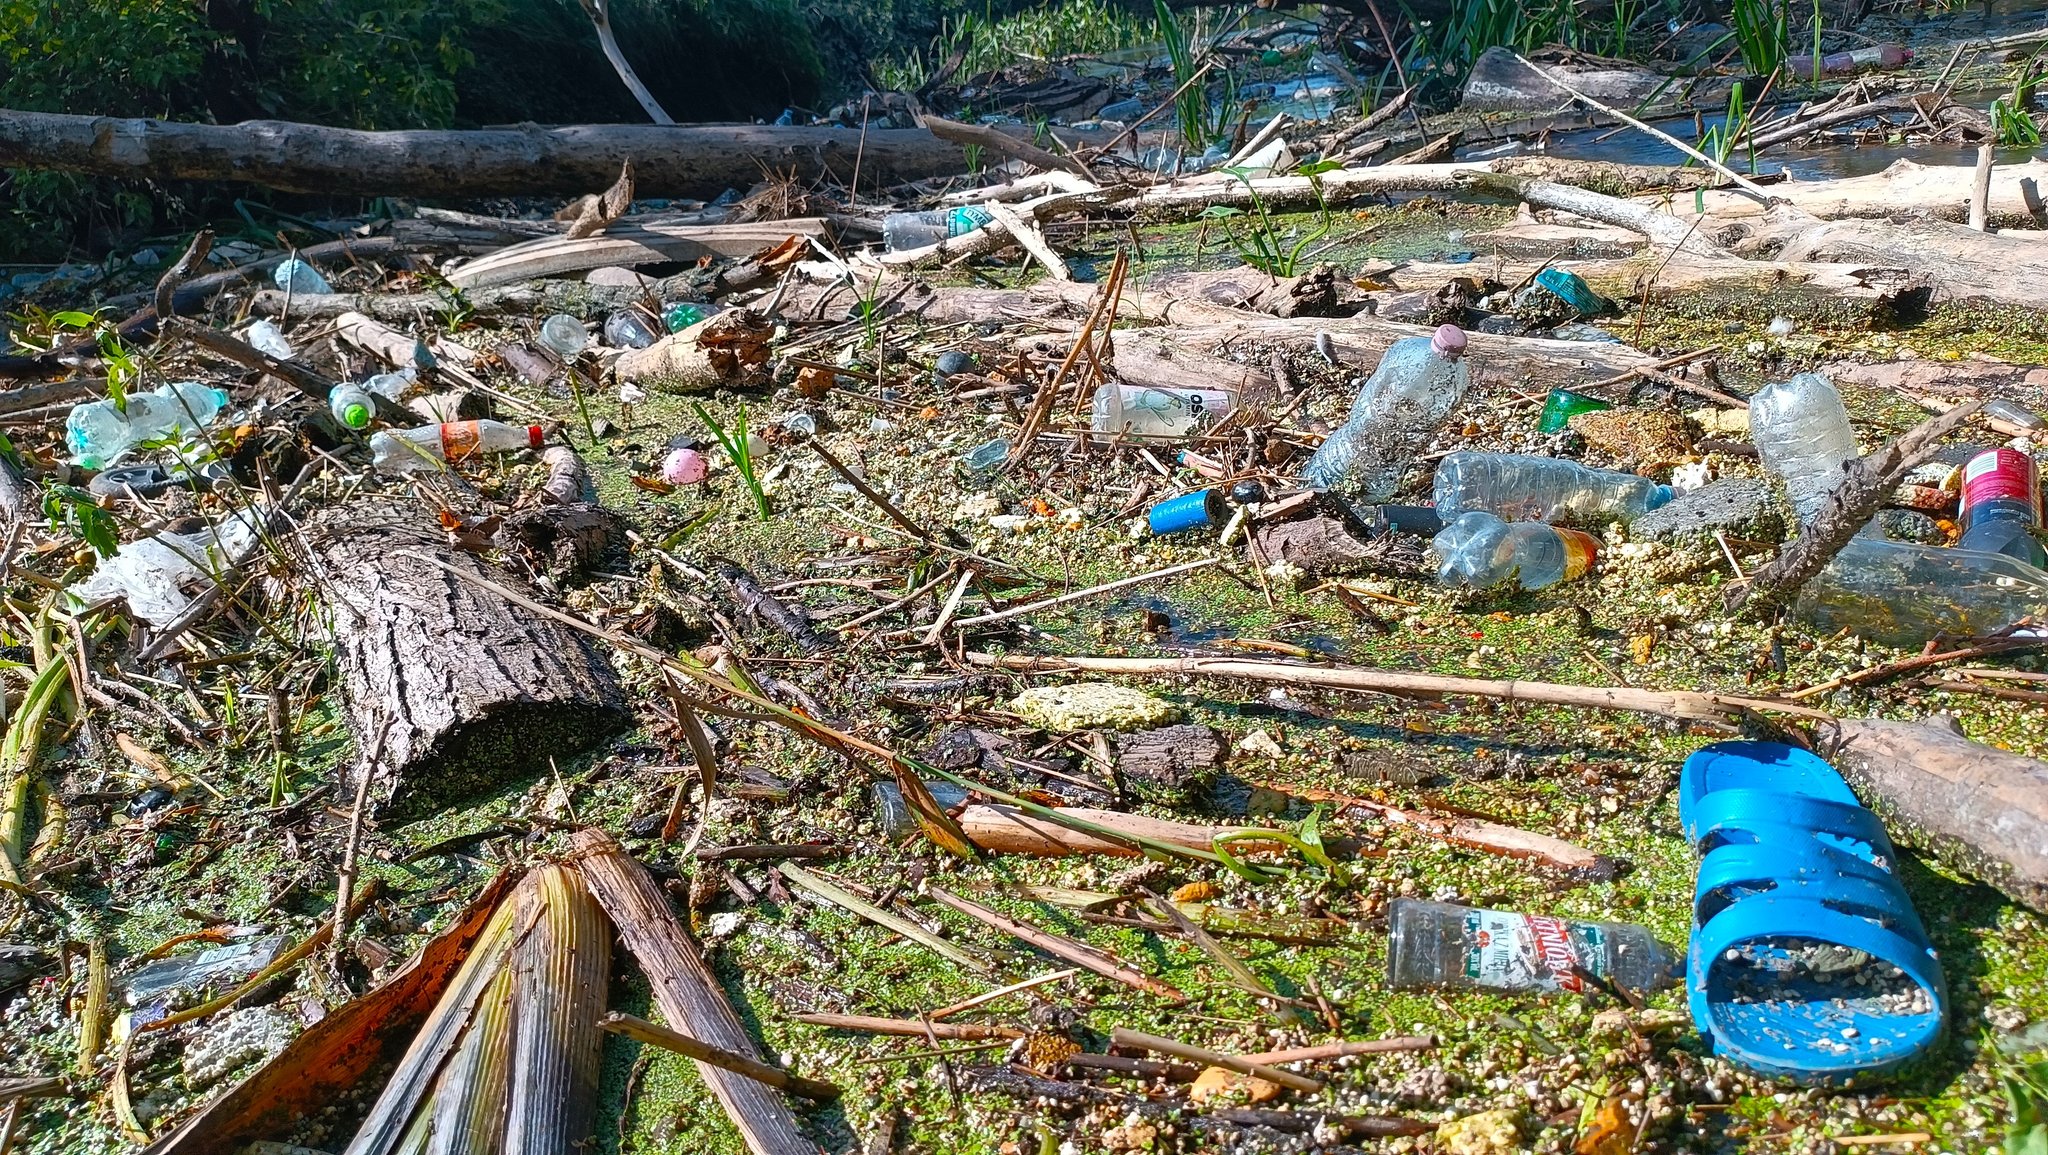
[1190,1066,1282,1106]
[115,733,174,778]
[560,159,636,240]
[1170,880,1218,903]
[631,475,675,495]
[1574,1093,1633,1155]
[894,764,979,860]
[1629,633,1657,665]
[795,365,835,400]
[753,233,810,270]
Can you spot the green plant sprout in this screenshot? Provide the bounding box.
[1212,807,1357,886]
[1201,166,1329,277]
[1994,56,2043,148]
[693,402,771,520]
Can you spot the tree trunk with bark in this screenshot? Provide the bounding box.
[0,110,983,199]
[313,499,630,817]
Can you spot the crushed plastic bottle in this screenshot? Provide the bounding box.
[1748,371,1865,526]
[882,206,994,251]
[271,257,332,295]
[370,421,544,473]
[1787,43,1911,79]
[123,934,288,1004]
[1433,511,1599,590]
[67,381,229,469]
[1795,534,2048,647]
[242,319,293,359]
[664,302,723,333]
[1090,383,1237,438]
[1432,451,1673,524]
[963,438,1011,474]
[1957,448,2044,567]
[1302,325,1471,499]
[1387,898,1677,995]
[604,309,661,350]
[536,314,588,360]
[70,508,265,626]
[1984,398,2046,432]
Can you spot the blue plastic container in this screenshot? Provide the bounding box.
[1535,268,1606,317]
[1148,490,1223,535]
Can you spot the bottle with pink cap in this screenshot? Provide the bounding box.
[1302,324,1472,500]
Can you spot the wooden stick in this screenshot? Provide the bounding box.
[573,831,816,1155]
[1239,1037,1436,1065]
[955,803,1272,858]
[790,1013,1022,1040]
[966,652,1826,724]
[1109,1027,1323,1093]
[929,968,1081,1021]
[951,559,1217,630]
[920,113,1083,175]
[602,1013,842,1101]
[1787,635,2046,700]
[777,864,992,975]
[924,885,1188,1003]
[1267,781,1617,877]
[1971,144,1995,232]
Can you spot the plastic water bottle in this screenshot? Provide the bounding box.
[604,310,661,350]
[537,314,588,360]
[1797,534,2048,647]
[1432,452,1674,524]
[1387,899,1677,995]
[328,384,376,430]
[242,319,293,359]
[1433,511,1599,590]
[882,206,994,251]
[67,382,230,469]
[1302,325,1471,499]
[664,302,724,333]
[1091,383,1236,438]
[1787,43,1910,79]
[271,257,332,294]
[1956,448,2045,567]
[370,421,544,473]
[1749,372,1864,525]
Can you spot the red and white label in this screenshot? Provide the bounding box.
[439,421,481,462]
[1962,448,2041,518]
[1527,915,1587,992]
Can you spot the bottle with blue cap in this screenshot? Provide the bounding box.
[67,381,229,469]
[1432,451,1672,524]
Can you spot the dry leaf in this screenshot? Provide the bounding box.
[1190,1066,1282,1106]
[631,475,675,495]
[894,764,978,860]
[1170,880,1218,903]
[1574,1093,1634,1155]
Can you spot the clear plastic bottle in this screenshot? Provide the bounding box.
[67,381,230,468]
[1749,372,1865,526]
[1956,448,2045,567]
[1387,898,1678,995]
[1796,534,2048,647]
[1302,325,1471,500]
[242,318,293,359]
[1433,511,1599,590]
[1090,382,1237,438]
[271,257,332,294]
[370,421,544,473]
[1433,451,1673,525]
[328,384,377,430]
[537,314,589,360]
[1787,43,1911,79]
[882,206,995,251]
[604,309,660,350]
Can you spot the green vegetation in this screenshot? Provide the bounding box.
[1994,57,2043,148]
[1729,0,1792,74]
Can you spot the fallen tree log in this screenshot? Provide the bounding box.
[0,110,991,199]
[313,499,631,817]
[1669,158,2048,231]
[1752,214,2048,310]
[445,219,832,290]
[1829,717,2048,914]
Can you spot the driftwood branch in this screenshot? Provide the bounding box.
[1725,400,1983,616]
[921,113,1083,174]
[576,0,673,124]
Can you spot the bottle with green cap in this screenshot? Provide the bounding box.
[329,383,376,430]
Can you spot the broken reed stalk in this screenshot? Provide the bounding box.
[602,1014,842,1101]
[343,865,608,1155]
[1109,1027,1324,1094]
[923,885,1188,1003]
[777,864,992,975]
[1003,246,1125,473]
[929,968,1081,1021]
[1239,1037,1436,1065]
[1726,399,1984,616]
[965,652,1826,724]
[77,939,106,1076]
[789,1013,1023,1040]
[572,831,816,1155]
[1141,890,1298,1017]
[331,718,393,950]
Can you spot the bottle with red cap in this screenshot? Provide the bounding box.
[1957,447,2045,567]
[370,421,545,473]
[1302,324,1472,500]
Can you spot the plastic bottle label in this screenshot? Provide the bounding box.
[440,422,481,462]
[1555,528,1600,581]
[948,206,995,237]
[1462,908,1607,992]
[1962,448,2041,517]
